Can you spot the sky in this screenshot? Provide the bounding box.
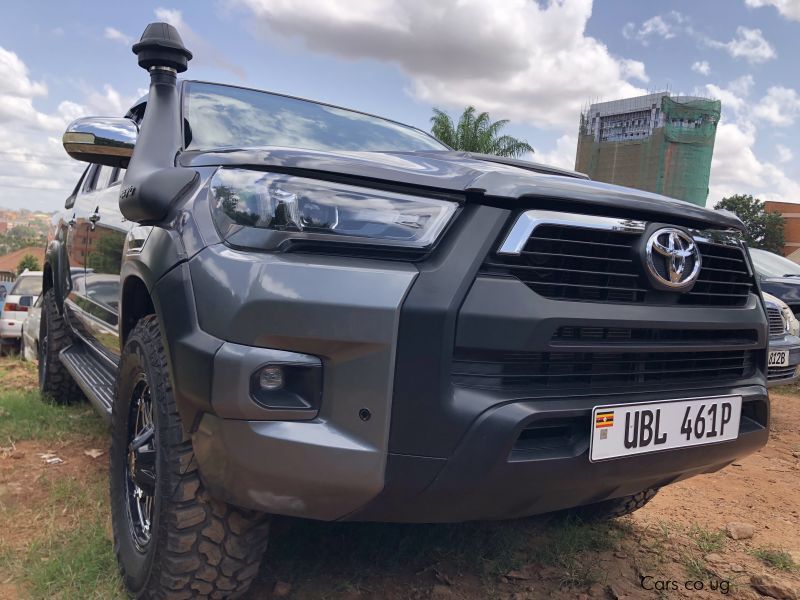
[1,0,799,212]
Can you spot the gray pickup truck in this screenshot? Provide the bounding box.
[43,22,769,599]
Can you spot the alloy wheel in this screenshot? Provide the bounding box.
[125,377,156,551]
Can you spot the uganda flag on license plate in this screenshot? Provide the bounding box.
[595,411,614,428]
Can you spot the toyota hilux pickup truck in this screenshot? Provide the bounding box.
[44,22,769,599]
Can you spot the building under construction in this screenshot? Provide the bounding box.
[575,92,721,207]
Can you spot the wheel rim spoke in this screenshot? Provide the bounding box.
[125,378,156,549]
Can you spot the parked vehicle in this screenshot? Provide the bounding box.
[762,292,800,386]
[44,22,770,599]
[750,247,800,318]
[0,281,10,307]
[0,270,42,351]
[20,294,42,362]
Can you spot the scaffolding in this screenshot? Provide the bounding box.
[576,93,721,207]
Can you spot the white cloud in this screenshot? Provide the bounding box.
[709,120,800,205]
[0,47,47,98]
[104,27,133,46]
[622,12,688,45]
[536,133,578,170]
[619,59,649,83]
[707,26,776,63]
[0,46,137,211]
[228,0,647,130]
[701,74,800,204]
[155,7,246,80]
[745,0,800,21]
[777,144,793,163]
[691,60,710,75]
[752,86,800,126]
[704,75,754,115]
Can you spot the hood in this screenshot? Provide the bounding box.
[763,276,800,284]
[180,147,744,231]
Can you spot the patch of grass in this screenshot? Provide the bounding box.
[639,520,672,564]
[751,548,797,571]
[682,552,710,579]
[535,516,623,563]
[533,516,622,588]
[0,390,106,443]
[264,515,628,595]
[689,524,726,554]
[22,519,122,599]
[267,516,531,591]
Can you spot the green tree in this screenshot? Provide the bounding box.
[85,232,123,275]
[713,194,785,254]
[430,106,534,158]
[16,254,40,275]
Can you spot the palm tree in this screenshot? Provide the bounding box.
[430,106,534,158]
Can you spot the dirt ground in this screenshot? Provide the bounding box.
[0,356,797,599]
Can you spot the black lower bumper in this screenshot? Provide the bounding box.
[350,384,768,522]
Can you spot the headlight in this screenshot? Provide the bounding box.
[781,305,800,336]
[209,168,458,251]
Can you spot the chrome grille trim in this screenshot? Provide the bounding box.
[766,306,785,337]
[488,210,755,306]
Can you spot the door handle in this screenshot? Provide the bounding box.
[68,213,76,227]
[89,212,101,230]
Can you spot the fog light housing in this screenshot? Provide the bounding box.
[259,365,285,391]
[250,362,322,412]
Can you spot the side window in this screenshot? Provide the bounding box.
[110,167,125,186]
[82,164,99,194]
[92,166,114,191]
[65,166,90,209]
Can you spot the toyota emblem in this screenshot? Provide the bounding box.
[644,228,702,291]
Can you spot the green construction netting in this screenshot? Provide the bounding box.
[575,96,720,207]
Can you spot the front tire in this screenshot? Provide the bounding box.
[571,488,659,522]
[110,315,270,599]
[39,289,83,404]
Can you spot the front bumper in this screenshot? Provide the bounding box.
[168,204,770,522]
[195,383,768,522]
[767,334,800,386]
[351,385,768,522]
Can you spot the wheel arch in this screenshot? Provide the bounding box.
[120,274,155,348]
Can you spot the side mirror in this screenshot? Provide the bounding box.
[62,117,138,168]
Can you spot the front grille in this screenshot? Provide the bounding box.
[553,326,758,346]
[767,365,796,382]
[766,307,784,337]
[452,348,756,392]
[483,222,755,306]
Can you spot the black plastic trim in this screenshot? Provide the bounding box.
[388,203,510,457]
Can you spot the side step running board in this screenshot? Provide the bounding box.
[59,344,115,423]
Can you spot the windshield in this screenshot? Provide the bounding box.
[10,275,41,296]
[749,248,800,277]
[184,82,447,153]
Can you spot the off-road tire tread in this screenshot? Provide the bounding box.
[574,488,659,522]
[40,289,83,404]
[111,315,270,599]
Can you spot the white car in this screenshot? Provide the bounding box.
[0,270,43,350]
[20,294,42,362]
[763,291,800,386]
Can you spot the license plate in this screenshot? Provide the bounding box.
[768,350,789,367]
[590,396,741,462]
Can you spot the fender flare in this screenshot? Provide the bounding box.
[44,239,66,312]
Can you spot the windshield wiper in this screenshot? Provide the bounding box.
[783,273,800,278]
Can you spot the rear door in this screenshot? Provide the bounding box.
[81,166,131,361]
